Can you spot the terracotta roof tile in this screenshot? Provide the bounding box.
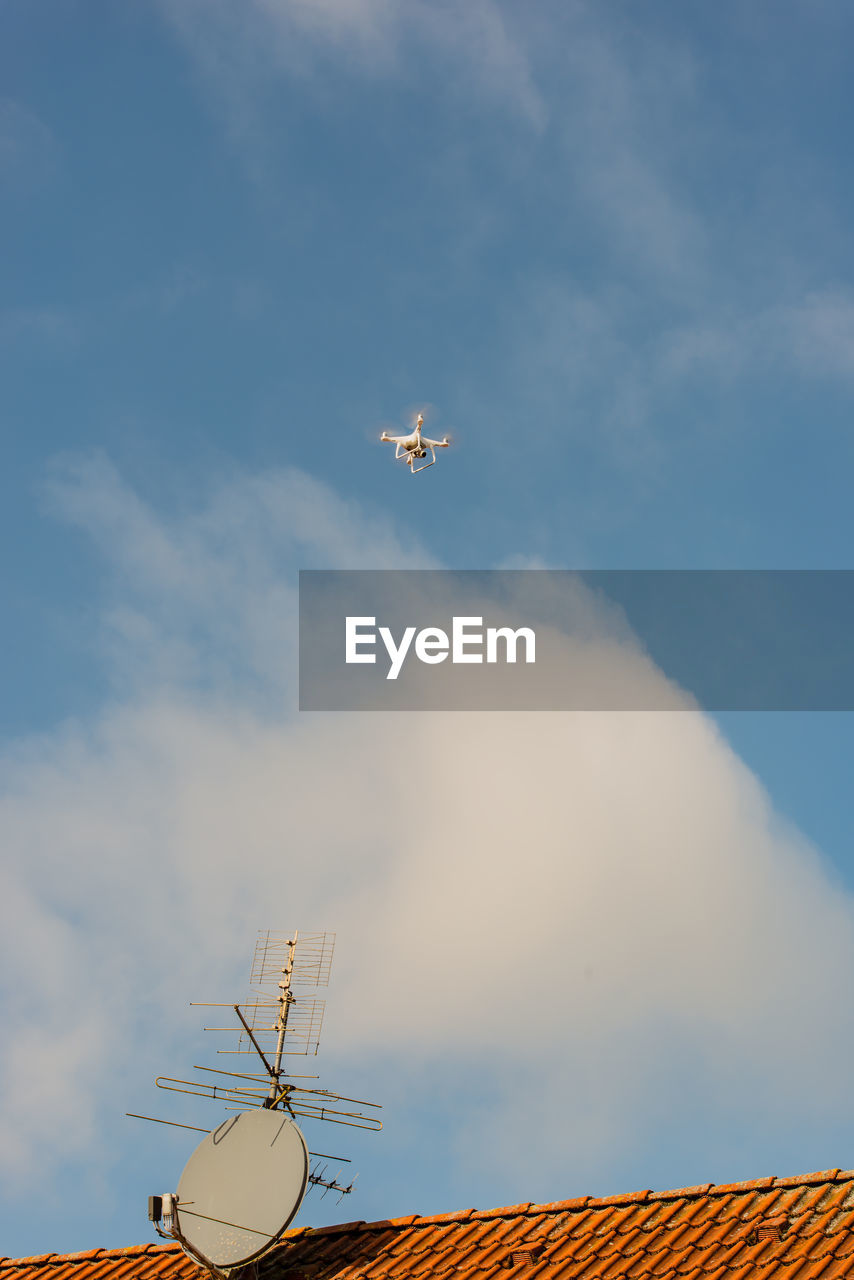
[538,1201,592,1215]
[528,1266,562,1280]
[546,1232,595,1265]
[10,1169,854,1280]
[487,1221,530,1249]
[819,1187,854,1214]
[569,1256,608,1280]
[455,1221,501,1251]
[786,1258,828,1280]
[772,1189,812,1217]
[689,1219,735,1250]
[804,1257,838,1280]
[643,1200,694,1232]
[597,1192,652,1209]
[552,1210,593,1239]
[578,1208,624,1238]
[675,1200,720,1228]
[419,1212,477,1227]
[623,1252,656,1279]
[650,1247,684,1276]
[629,1202,670,1231]
[783,1173,844,1188]
[606,1204,647,1234]
[667,1187,716,1202]
[698,1268,730,1280]
[718,1178,779,1195]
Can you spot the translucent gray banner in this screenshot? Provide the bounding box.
[298,570,854,711]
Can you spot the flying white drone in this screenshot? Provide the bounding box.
[380,413,451,473]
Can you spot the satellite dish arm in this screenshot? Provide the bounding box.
[168,1206,231,1280]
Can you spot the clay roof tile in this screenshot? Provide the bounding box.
[9,1169,854,1280]
[776,1172,843,1189]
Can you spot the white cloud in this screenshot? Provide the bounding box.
[43,453,436,698]
[549,15,707,292]
[3,456,854,1214]
[160,0,546,134]
[775,290,854,378]
[491,275,854,487]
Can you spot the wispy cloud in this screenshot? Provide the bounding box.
[488,275,854,487]
[160,0,546,135]
[43,453,436,698]
[548,12,707,292]
[776,290,854,378]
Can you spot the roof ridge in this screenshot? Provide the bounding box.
[0,1243,181,1268]
[365,1168,854,1233]
[5,1166,854,1266]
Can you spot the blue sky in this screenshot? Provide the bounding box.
[5,0,854,1263]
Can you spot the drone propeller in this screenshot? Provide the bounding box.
[424,427,455,449]
[405,401,438,429]
[372,420,398,444]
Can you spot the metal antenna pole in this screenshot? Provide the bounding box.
[268,931,298,1105]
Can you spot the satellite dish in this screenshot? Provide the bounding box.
[175,1108,309,1269]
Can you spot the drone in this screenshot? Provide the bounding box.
[380,413,451,473]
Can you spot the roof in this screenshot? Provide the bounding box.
[4,1168,854,1280]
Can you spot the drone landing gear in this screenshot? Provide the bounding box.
[409,447,437,473]
[393,443,437,473]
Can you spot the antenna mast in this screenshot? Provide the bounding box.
[132,927,381,1274]
[268,931,298,1106]
[136,929,380,1132]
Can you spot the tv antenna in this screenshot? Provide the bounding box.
[129,931,381,1277]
